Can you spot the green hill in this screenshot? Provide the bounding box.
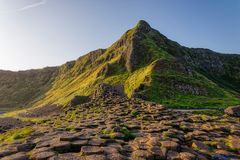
[1,20,240,112]
[0,67,57,113]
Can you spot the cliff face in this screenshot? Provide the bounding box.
[1,20,239,112]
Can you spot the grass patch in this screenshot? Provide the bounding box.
[225,136,240,152]
[131,111,140,117]
[192,110,223,116]
[179,125,193,132]
[121,127,135,140]
[101,127,135,140]
[0,127,33,144]
[65,126,75,131]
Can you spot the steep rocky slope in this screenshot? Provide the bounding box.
[0,20,239,112]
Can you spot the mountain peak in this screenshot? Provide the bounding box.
[135,20,151,32]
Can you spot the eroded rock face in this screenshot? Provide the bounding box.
[224,105,240,117]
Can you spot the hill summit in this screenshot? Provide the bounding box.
[0,20,240,112]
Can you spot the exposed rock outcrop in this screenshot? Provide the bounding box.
[92,83,126,99]
[224,105,240,117]
[69,96,90,107]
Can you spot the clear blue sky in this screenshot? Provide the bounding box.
[0,0,239,71]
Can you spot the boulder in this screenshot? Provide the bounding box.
[224,105,240,117]
[69,96,90,107]
[92,83,126,98]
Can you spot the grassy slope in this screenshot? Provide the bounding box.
[136,35,240,108]
[0,67,57,113]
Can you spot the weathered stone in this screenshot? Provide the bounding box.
[31,147,52,155]
[1,152,28,160]
[148,146,165,159]
[81,146,103,155]
[179,152,196,160]
[60,134,79,141]
[192,141,210,151]
[226,135,240,150]
[0,150,17,158]
[17,143,36,152]
[31,151,55,160]
[52,141,71,153]
[147,137,161,146]
[71,140,88,151]
[112,132,125,139]
[224,105,240,117]
[161,141,180,151]
[167,150,180,160]
[88,139,106,146]
[69,96,90,107]
[49,153,84,160]
[85,154,107,160]
[106,153,127,160]
[102,147,119,154]
[131,150,152,159]
[35,141,51,148]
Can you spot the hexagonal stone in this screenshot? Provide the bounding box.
[1,152,28,160]
[102,147,119,154]
[122,144,133,153]
[127,124,141,130]
[147,137,161,146]
[192,141,210,151]
[167,150,180,160]
[131,143,149,150]
[148,146,165,159]
[106,153,127,160]
[52,141,71,153]
[179,152,196,160]
[31,151,55,160]
[112,132,125,139]
[17,143,36,152]
[0,150,17,158]
[88,139,106,146]
[131,150,153,159]
[161,141,180,151]
[60,134,79,141]
[35,141,51,148]
[71,140,88,152]
[31,147,52,155]
[49,153,85,160]
[81,146,103,155]
[85,154,107,160]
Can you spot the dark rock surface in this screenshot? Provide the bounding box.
[69,96,90,107]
